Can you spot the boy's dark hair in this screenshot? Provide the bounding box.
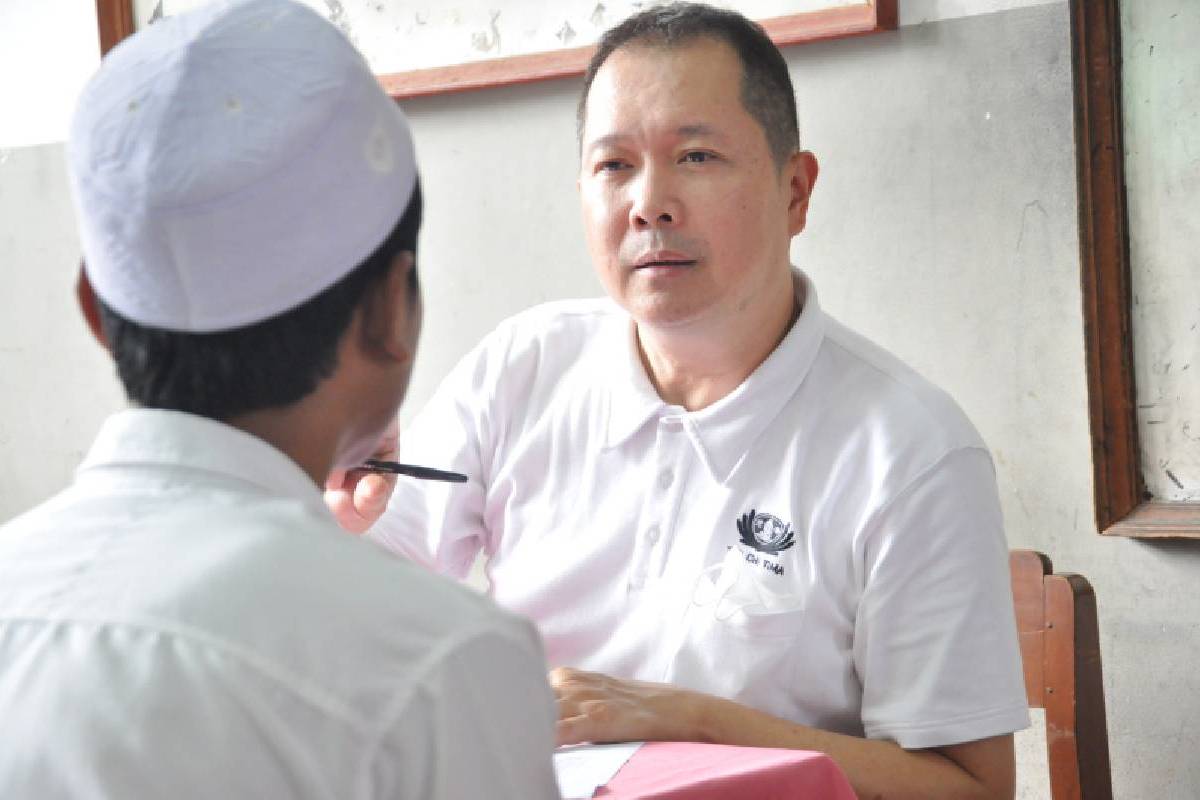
[96,181,422,421]
[576,2,800,168]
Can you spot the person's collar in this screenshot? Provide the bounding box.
[78,407,327,510]
[604,316,669,448]
[604,269,826,484]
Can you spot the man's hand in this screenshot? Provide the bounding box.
[324,420,399,534]
[550,667,705,746]
[550,666,1015,799]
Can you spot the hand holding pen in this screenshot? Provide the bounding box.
[360,459,467,483]
[323,421,468,534]
[324,421,401,534]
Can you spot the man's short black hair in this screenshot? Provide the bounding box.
[577,2,800,168]
[96,181,422,422]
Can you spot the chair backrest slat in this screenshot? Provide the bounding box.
[1009,550,1113,800]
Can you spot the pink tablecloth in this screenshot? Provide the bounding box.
[595,741,856,799]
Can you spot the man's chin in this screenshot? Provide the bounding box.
[625,297,711,332]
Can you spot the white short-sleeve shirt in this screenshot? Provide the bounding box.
[0,409,560,799]
[371,271,1030,749]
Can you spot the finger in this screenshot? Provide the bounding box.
[555,701,620,747]
[324,487,369,533]
[548,666,579,690]
[325,467,348,492]
[549,666,601,691]
[555,696,579,721]
[556,713,595,747]
[353,472,395,517]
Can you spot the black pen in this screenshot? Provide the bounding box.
[360,459,468,483]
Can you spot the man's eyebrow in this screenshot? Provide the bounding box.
[676,124,722,139]
[585,125,726,152]
[585,133,629,152]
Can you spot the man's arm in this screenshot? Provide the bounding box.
[551,667,1014,800]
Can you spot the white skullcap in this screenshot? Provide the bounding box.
[68,0,418,333]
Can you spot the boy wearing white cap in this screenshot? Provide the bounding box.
[0,1,560,797]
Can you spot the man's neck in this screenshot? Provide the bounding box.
[226,401,338,487]
[636,273,803,412]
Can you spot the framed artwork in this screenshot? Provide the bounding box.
[96,1,897,98]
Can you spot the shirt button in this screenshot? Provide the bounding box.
[658,469,674,489]
[646,526,660,544]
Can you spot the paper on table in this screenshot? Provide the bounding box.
[553,742,644,799]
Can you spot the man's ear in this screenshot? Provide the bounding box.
[359,250,418,364]
[76,263,111,352]
[785,150,820,237]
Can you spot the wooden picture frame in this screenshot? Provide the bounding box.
[1069,0,1200,538]
[379,1,897,100]
[96,0,135,56]
[95,1,897,97]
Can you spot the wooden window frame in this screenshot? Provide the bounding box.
[1070,0,1200,538]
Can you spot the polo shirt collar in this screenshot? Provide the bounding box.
[604,315,675,450]
[604,270,826,484]
[78,407,326,510]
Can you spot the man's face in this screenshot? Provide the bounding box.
[579,38,815,333]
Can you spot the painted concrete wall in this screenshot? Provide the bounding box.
[1122,0,1200,502]
[0,0,99,149]
[1,2,1198,797]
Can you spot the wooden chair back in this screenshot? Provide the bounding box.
[1009,550,1113,800]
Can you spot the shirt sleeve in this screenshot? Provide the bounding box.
[367,326,513,579]
[853,447,1031,749]
[366,617,562,800]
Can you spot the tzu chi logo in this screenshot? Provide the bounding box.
[737,509,796,555]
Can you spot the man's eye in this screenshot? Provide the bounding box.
[596,160,627,172]
[681,151,714,163]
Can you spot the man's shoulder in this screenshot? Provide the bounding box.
[231,499,535,642]
[2,493,539,724]
[814,315,986,453]
[484,296,624,354]
[0,497,549,796]
[447,296,625,401]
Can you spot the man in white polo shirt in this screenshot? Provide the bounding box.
[0,2,558,797]
[330,3,1029,797]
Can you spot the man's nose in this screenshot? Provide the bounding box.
[628,168,679,230]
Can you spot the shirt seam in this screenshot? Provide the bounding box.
[354,618,532,800]
[865,701,1031,735]
[0,614,373,737]
[854,445,995,555]
[822,325,967,438]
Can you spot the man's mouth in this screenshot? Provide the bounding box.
[633,251,698,269]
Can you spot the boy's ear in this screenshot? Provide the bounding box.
[76,263,111,352]
[360,250,418,364]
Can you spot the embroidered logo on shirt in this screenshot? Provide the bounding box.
[736,509,795,555]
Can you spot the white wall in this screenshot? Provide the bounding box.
[0,0,99,149]
[2,2,1198,797]
[0,144,125,517]
[1122,0,1200,502]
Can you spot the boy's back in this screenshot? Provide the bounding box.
[0,409,559,798]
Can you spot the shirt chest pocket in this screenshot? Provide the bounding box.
[689,546,807,638]
[665,548,807,716]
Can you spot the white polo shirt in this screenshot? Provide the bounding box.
[371,271,1030,749]
[0,409,560,799]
